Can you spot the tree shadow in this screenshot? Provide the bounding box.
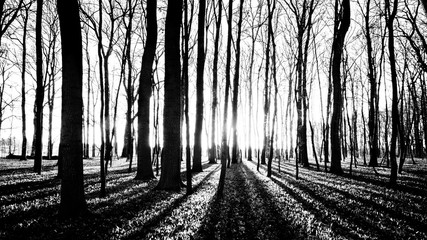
[195,163,297,240]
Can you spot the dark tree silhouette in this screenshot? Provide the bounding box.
[218,0,233,198]
[330,0,350,175]
[136,0,157,180]
[209,0,222,164]
[155,0,183,191]
[231,0,244,164]
[57,0,87,217]
[34,0,44,174]
[385,0,399,186]
[193,0,206,172]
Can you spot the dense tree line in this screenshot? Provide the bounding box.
[0,0,426,216]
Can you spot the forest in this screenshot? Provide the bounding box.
[0,0,426,239]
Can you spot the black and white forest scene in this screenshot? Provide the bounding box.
[0,0,426,239]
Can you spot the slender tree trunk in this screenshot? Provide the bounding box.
[385,0,399,186]
[365,0,379,167]
[209,0,222,164]
[85,28,91,159]
[183,0,192,194]
[247,1,261,162]
[136,0,156,180]
[98,0,106,197]
[34,0,44,174]
[20,6,29,161]
[231,0,245,164]
[125,1,135,169]
[193,0,206,172]
[218,0,233,198]
[267,0,277,177]
[261,2,272,166]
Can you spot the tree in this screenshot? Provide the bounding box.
[209,0,222,164]
[385,0,399,186]
[218,0,233,198]
[121,0,138,167]
[155,0,183,191]
[231,0,245,164]
[0,0,24,45]
[33,0,44,174]
[285,0,316,168]
[246,0,262,162]
[135,0,156,180]
[358,0,379,167]
[193,0,206,172]
[330,0,350,175]
[57,0,87,217]
[267,0,277,177]
[19,1,32,160]
[183,0,192,194]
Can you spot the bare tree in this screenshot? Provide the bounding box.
[193,0,206,172]
[155,0,183,191]
[136,0,156,180]
[330,0,350,175]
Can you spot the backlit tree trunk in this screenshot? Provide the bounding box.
[34,0,44,174]
[136,0,157,180]
[330,0,350,175]
[57,0,87,217]
[231,0,244,164]
[385,0,399,186]
[209,0,222,164]
[193,0,206,172]
[155,0,183,191]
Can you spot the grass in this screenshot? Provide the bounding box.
[0,156,426,239]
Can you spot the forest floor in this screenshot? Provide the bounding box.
[0,155,426,239]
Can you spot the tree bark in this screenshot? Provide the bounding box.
[209,0,222,164]
[57,0,87,217]
[365,0,379,167]
[136,0,157,180]
[193,0,206,172]
[218,0,233,198]
[330,0,350,175]
[231,0,245,164]
[385,0,399,186]
[155,0,183,191]
[34,0,44,174]
[20,5,29,161]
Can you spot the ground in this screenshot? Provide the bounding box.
[0,156,426,239]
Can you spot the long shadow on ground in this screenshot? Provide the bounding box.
[196,163,298,240]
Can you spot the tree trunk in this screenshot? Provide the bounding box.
[218,0,233,198]
[20,6,29,161]
[84,27,91,159]
[125,1,135,170]
[183,0,192,194]
[193,0,206,172]
[330,0,350,175]
[231,0,245,164]
[136,0,157,180]
[366,0,379,167]
[57,0,87,217]
[34,0,44,174]
[385,0,399,186]
[155,0,183,191]
[98,0,106,197]
[209,0,222,164]
[261,2,271,166]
